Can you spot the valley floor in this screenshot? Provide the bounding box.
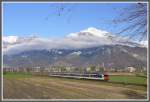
[3,73,147,100]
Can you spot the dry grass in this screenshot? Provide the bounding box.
[3,75,147,99]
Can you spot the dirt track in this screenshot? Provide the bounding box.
[3,76,147,99]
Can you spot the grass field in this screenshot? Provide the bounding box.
[109,75,147,86]
[3,72,147,99]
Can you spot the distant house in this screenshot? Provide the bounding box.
[44,68,51,72]
[66,67,72,72]
[143,67,147,72]
[33,67,41,72]
[109,68,115,72]
[117,69,124,72]
[126,67,136,72]
[86,67,91,72]
[3,67,13,72]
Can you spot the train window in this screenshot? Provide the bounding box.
[98,74,102,78]
[86,74,89,77]
[104,74,109,77]
[82,74,88,77]
[90,74,98,77]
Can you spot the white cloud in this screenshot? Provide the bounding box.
[3,36,18,44]
[3,36,111,55]
[3,27,145,55]
[140,40,148,47]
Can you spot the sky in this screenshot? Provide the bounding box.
[3,2,137,38]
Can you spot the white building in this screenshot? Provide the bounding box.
[86,67,91,72]
[33,67,41,72]
[126,67,136,72]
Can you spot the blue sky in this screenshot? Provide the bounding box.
[3,3,132,38]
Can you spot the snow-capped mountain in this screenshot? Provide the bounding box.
[3,27,147,70]
[67,27,110,38]
[66,27,141,47]
[3,45,147,69]
[3,27,146,55]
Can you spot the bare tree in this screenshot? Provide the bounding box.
[46,3,147,41]
[112,3,147,41]
[45,4,76,23]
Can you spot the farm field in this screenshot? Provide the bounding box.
[3,72,147,99]
[109,73,147,86]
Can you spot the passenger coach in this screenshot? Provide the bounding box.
[49,72,109,81]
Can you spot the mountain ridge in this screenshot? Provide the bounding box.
[3,27,147,55]
[3,44,147,71]
[3,27,147,71]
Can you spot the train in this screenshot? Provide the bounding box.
[49,72,109,81]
